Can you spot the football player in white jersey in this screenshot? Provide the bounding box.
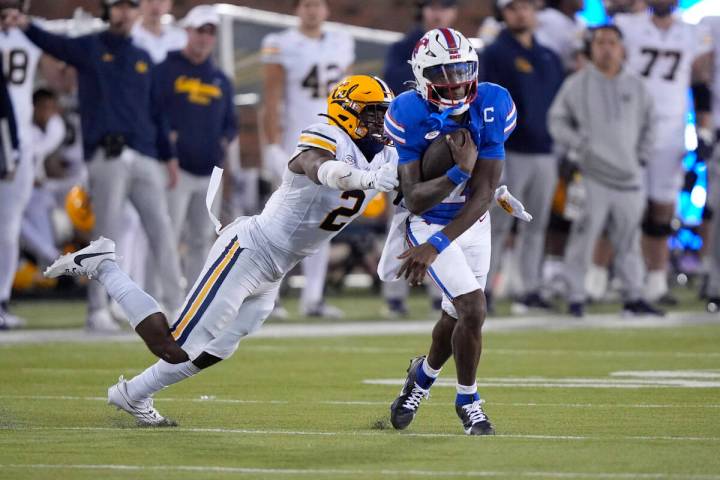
[44,75,398,426]
[261,0,355,318]
[615,0,713,302]
[0,0,42,328]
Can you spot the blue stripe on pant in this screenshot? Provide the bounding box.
[405,219,454,300]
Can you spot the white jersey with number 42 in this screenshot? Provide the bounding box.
[252,122,396,271]
[1,28,41,151]
[261,29,355,155]
[616,13,712,128]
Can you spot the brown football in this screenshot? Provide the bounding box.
[420,129,474,181]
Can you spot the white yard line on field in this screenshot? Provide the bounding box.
[1,464,720,479]
[0,311,718,345]
[4,426,719,443]
[2,394,720,410]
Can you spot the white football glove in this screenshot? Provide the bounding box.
[495,185,533,222]
[362,162,399,192]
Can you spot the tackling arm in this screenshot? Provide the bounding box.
[288,148,398,192]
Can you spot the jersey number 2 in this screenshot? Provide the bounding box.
[319,190,366,232]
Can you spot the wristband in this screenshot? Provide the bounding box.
[427,231,451,253]
[446,165,471,185]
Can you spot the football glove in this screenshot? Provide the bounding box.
[362,162,398,192]
[495,185,532,222]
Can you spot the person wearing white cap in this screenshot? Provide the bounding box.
[154,4,237,290]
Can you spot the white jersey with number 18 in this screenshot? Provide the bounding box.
[1,27,41,152]
[261,29,355,155]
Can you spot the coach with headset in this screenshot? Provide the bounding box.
[1,0,185,330]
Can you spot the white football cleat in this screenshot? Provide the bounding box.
[86,308,121,333]
[108,376,176,427]
[44,237,116,279]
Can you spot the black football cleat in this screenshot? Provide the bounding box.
[390,355,429,430]
[622,299,665,317]
[456,400,495,435]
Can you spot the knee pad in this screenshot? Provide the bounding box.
[642,218,673,238]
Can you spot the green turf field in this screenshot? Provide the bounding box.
[1,300,719,479]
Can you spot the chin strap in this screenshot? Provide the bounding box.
[427,102,465,131]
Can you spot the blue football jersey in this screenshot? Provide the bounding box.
[384,83,516,225]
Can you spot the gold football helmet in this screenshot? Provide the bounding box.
[326,75,394,141]
[65,186,95,232]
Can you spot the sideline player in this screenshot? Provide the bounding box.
[615,0,713,303]
[0,0,41,328]
[45,75,398,426]
[379,28,526,435]
[261,0,354,318]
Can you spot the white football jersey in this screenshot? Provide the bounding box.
[536,8,586,71]
[253,122,396,270]
[132,22,187,64]
[0,27,41,151]
[616,13,712,126]
[700,16,720,129]
[261,29,355,155]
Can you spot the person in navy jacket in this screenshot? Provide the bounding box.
[2,0,185,330]
[481,0,565,313]
[154,5,237,290]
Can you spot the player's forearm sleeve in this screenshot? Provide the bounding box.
[317,161,368,191]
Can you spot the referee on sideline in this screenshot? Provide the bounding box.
[2,0,184,330]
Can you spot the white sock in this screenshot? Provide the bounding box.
[125,359,200,401]
[422,358,442,378]
[96,260,161,328]
[456,383,478,395]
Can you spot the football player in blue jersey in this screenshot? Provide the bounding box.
[379,27,528,435]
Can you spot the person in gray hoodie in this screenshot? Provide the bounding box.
[548,24,663,317]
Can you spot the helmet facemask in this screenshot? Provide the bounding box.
[357,103,390,144]
[423,61,478,112]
